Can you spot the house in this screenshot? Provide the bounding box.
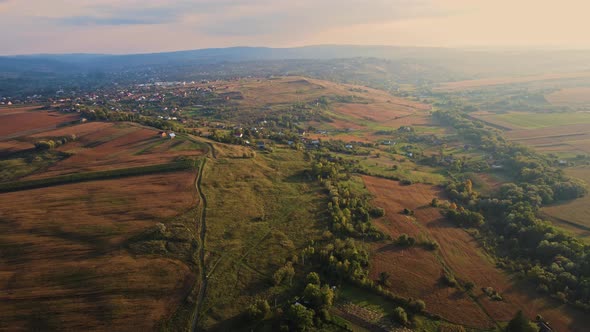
[158,131,167,138]
[558,160,568,165]
[287,141,294,146]
[257,141,265,149]
[491,164,504,170]
[234,133,243,138]
[311,140,320,145]
[345,144,353,149]
[407,152,413,158]
[169,132,176,139]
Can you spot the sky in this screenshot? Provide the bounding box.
[0,0,589,55]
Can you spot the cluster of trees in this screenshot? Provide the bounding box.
[311,155,385,240]
[248,272,337,331]
[435,110,590,311]
[34,134,77,150]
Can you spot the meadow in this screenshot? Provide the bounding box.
[198,146,328,330]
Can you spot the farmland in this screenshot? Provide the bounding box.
[363,175,590,331]
[0,171,199,331]
[0,106,79,140]
[3,70,590,332]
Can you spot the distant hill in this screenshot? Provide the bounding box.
[2,45,590,97]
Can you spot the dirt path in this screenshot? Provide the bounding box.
[191,142,215,332]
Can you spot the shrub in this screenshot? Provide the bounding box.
[396,234,416,247]
[369,207,385,218]
[392,307,408,326]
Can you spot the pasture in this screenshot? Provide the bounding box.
[0,171,199,331]
[362,175,590,331]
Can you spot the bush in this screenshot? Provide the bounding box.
[392,307,409,326]
[408,299,426,313]
[402,208,414,216]
[396,234,416,247]
[441,271,457,287]
[369,207,385,218]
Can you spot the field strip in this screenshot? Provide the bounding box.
[0,161,192,193]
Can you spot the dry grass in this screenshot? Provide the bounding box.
[0,171,198,331]
[362,175,590,330]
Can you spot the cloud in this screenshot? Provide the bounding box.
[200,0,457,37]
[55,5,188,26]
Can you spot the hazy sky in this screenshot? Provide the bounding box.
[0,0,589,55]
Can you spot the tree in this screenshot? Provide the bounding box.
[246,299,271,321]
[306,272,320,285]
[273,262,295,286]
[286,304,314,331]
[505,310,537,332]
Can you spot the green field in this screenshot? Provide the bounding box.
[198,147,329,330]
[494,112,590,129]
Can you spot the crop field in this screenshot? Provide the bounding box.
[198,147,327,329]
[24,122,206,179]
[0,107,79,140]
[434,72,590,92]
[506,124,590,157]
[0,140,34,155]
[362,175,590,331]
[473,111,590,130]
[542,166,590,241]
[546,87,590,107]
[0,171,198,331]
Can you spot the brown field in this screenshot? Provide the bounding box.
[434,72,590,92]
[362,175,590,331]
[0,171,198,331]
[0,140,34,155]
[25,122,205,179]
[546,87,590,106]
[0,107,79,140]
